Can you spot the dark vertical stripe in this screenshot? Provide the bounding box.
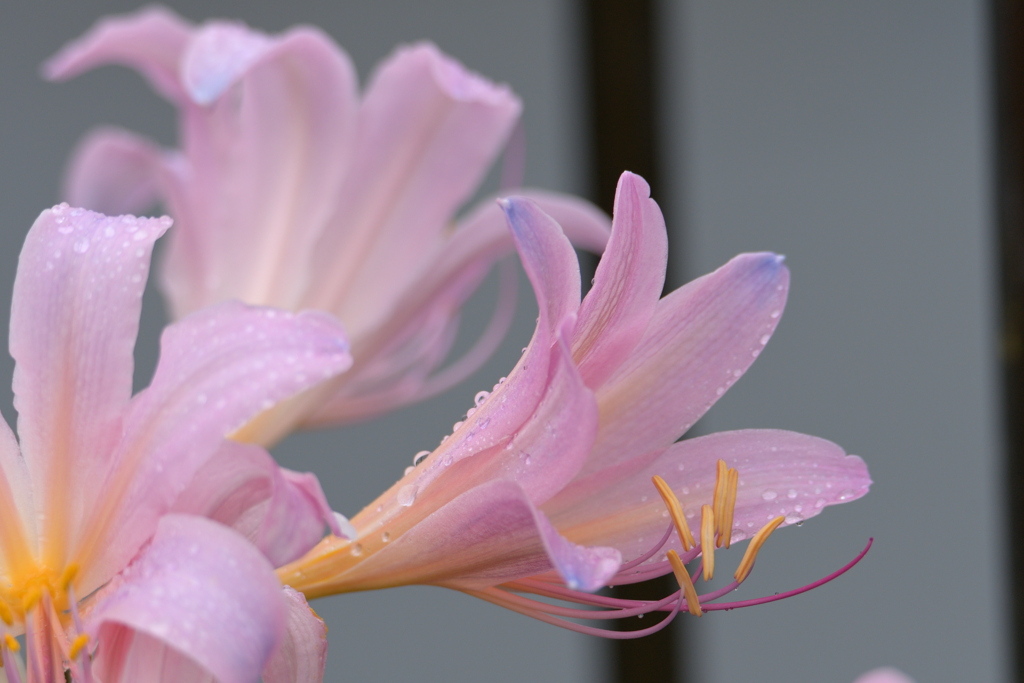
[993,2,1024,681]
[582,0,683,681]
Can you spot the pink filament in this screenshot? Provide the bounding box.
[475,538,872,638]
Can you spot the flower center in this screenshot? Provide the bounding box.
[0,563,94,683]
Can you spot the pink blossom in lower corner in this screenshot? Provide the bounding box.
[0,204,352,682]
[45,6,612,445]
[853,668,916,683]
[277,172,872,637]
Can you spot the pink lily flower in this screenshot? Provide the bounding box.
[853,669,916,683]
[0,204,353,682]
[277,172,872,635]
[45,6,612,445]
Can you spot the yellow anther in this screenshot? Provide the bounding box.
[721,468,739,549]
[734,515,786,584]
[59,563,80,592]
[700,504,715,581]
[667,550,702,617]
[69,634,89,660]
[712,460,728,541]
[4,633,19,653]
[652,476,695,551]
[21,586,41,613]
[0,601,12,626]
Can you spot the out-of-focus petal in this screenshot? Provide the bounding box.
[179,22,273,105]
[261,587,328,683]
[311,480,620,594]
[75,303,351,592]
[853,668,916,683]
[303,190,609,428]
[587,252,789,475]
[88,515,285,683]
[163,25,359,315]
[43,6,192,102]
[572,171,667,388]
[10,206,171,566]
[545,429,871,561]
[307,42,521,334]
[173,441,338,567]
[62,127,163,216]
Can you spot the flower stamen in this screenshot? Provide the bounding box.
[69,634,89,660]
[652,476,694,551]
[667,550,701,616]
[4,634,18,653]
[734,515,785,584]
[700,505,715,581]
[721,468,738,549]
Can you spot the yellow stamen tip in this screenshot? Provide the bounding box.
[4,633,19,653]
[21,586,41,613]
[59,563,80,592]
[69,633,89,660]
[734,515,786,584]
[700,504,715,581]
[722,468,739,549]
[0,602,12,626]
[667,550,702,617]
[652,475,695,551]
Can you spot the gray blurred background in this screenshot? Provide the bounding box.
[0,1,999,682]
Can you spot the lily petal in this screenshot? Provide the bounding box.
[572,171,667,388]
[853,669,916,683]
[88,515,285,683]
[10,206,171,567]
[324,480,620,593]
[545,429,871,561]
[307,43,521,333]
[420,323,597,508]
[303,189,610,427]
[43,6,192,102]
[261,587,328,683]
[0,418,34,576]
[76,303,351,591]
[62,127,163,216]
[173,441,339,567]
[588,252,789,474]
[408,196,582,471]
[164,24,359,313]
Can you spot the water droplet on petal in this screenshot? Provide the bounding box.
[762,490,778,501]
[474,391,490,406]
[787,489,798,499]
[381,532,391,542]
[350,543,363,557]
[452,421,464,432]
[397,485,417,507]
[838,489,856,501]
[404,466,414,476]
[815,498,827,509]
[413,450,430,466]
[770,310,781,318]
